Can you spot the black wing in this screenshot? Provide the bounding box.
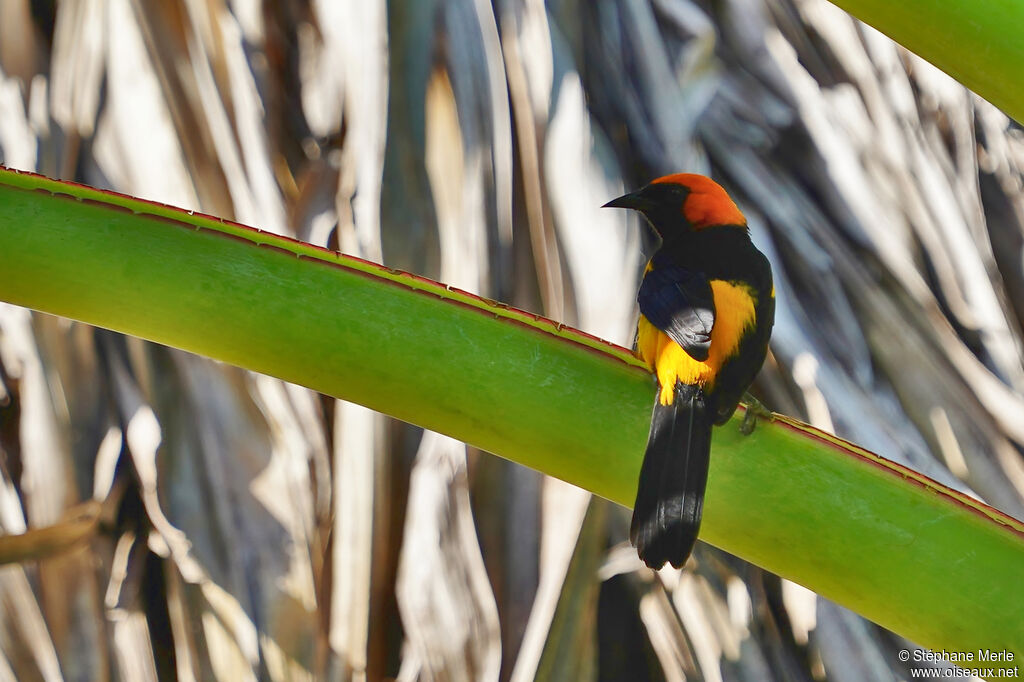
[638,265,715,361]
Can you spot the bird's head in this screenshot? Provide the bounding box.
[603,173,746,239]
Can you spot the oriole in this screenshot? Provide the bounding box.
[605,173,775,569]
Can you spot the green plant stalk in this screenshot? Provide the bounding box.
[1,169,1022,669]
[831,0,1024,124]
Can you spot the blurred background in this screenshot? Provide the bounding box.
[1,0,1023,680]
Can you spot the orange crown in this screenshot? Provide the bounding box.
[651,173,746,228]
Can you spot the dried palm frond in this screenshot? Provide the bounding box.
[0,0,1020,679]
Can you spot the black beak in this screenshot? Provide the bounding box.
[603,186,666,246]
[602,189,650,211]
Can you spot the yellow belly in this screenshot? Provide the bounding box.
[637,279,758,405]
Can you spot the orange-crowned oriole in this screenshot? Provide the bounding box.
[605,173,774,569]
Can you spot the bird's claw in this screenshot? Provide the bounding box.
[739,393,772,435]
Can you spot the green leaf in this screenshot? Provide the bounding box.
[1,168,1021,670]
[832,0,1024,123]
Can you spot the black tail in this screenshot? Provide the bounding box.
[629,383,713,569]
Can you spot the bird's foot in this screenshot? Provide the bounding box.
[739,393,773,435]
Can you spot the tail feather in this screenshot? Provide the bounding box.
[629,383,713,569]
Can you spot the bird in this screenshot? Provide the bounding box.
[604,173,775,570]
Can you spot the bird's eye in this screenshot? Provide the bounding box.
[667,185,690,206]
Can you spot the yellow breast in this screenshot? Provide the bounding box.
[637,279,758,405]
